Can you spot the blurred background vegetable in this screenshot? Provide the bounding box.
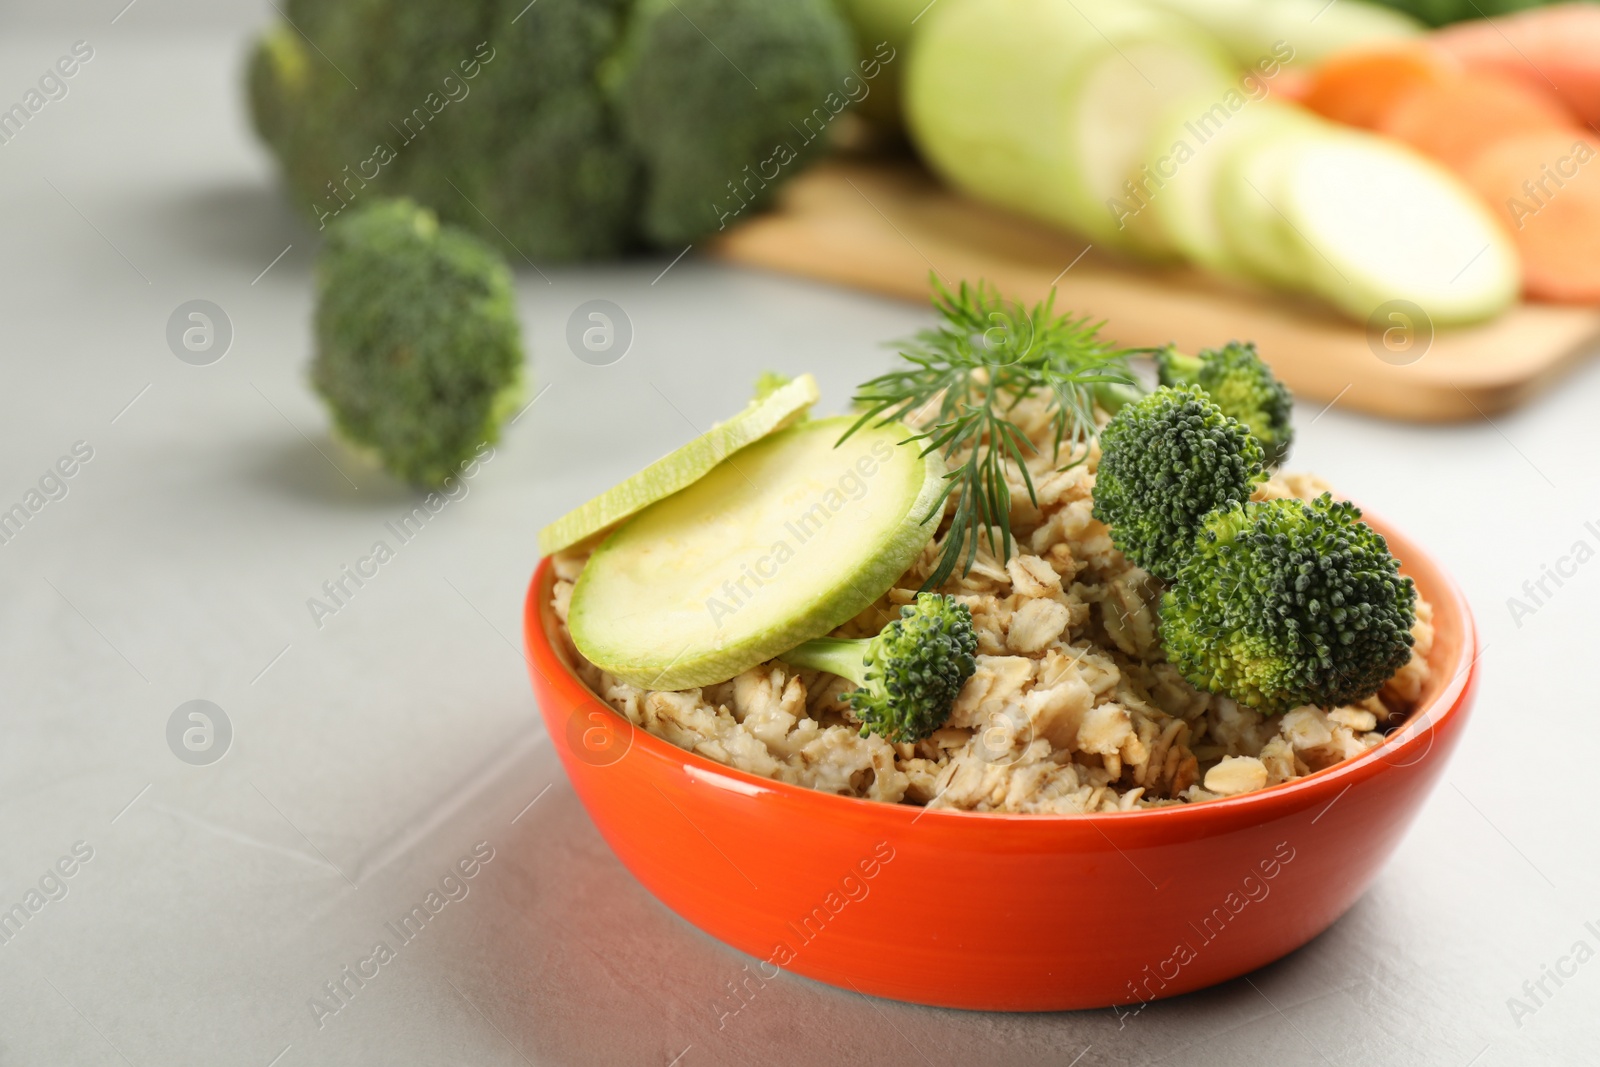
[313,198,523,487]
[248,0,855,260]
[1299,12,1600,305]
[904,0,1237,254]
[902,0,1519,324]
[247,0,1600,427]
[1144,0,1421,66]
[1432,4,1600,123]
[1368,0,1554,27]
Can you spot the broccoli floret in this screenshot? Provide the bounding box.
[312,198,524,488]
[246,0,854,261]
[1162,494,1417,714]
[1093,386,1265,580]
[1156,342,1294,467]
[608,0,855,244]
[1091,380,1143,416]
[780,593,977,743]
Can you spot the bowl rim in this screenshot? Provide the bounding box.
[523,507,1478,828]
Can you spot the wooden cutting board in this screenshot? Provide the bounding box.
[712,158,1600,421]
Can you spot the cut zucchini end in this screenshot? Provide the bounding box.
[1213,117,1329,290]
[1062,25,1238,250]
[1145,96,1311,275]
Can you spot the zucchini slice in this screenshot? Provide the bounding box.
[1281,131,1521,324]
[568,416,945,691]
[1148,97,1311,276]
[905,0,1234,252]
[1061,29,1238,253]
[1214,118,1326,289]
[538,374,818,555]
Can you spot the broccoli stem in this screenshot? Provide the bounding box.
[780,637,872,687]
[1093,381,1145,415]
[777,592,977,743]
[1154,348,1204,385]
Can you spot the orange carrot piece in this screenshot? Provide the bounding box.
[1434,4,1600,128]
[1466,131,1600,303]
[1269,66,1311,104]
[1301,46,1459,130]
[1378,70,1578,173]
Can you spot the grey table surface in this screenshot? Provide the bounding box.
[2,8,1599,1067]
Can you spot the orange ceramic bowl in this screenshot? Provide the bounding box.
[522,514,1476,1011]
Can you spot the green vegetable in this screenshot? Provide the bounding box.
[247,0,854,261]
[902,0,1514,324]
[1212,118,1327,289]
[1276,131,1520,325]
[781,593,977,742]
[1156,342,1293,467]
[1142,97,1311,277]
[538,374,819,555]
[569,416,945,690]
[905,0,1235,252]
[608,0,857,244]
[848,279,1138,590]
[1365,0,1548,27]
[1217,124,1520,324]
[1162,495,1417,713]
[312,198,523,488]
[1093,386,1265,580]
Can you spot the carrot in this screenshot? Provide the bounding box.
[1268,66,1311,105]
[1465,130,1600,303]
[1433,4,1600,127]
[1377,70,1578,173]
[1300,46,1459,130]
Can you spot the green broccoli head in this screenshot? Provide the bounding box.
[1156,342,1294,467]
[608,0,855,244]
[312,198,524,488]
[246,0,854,260]
[1161,494,1417,714]
[244,25,308,161]
[781,593,978,743]
[1093,386,1266,580]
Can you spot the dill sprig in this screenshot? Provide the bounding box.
[843,279,1140,590]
